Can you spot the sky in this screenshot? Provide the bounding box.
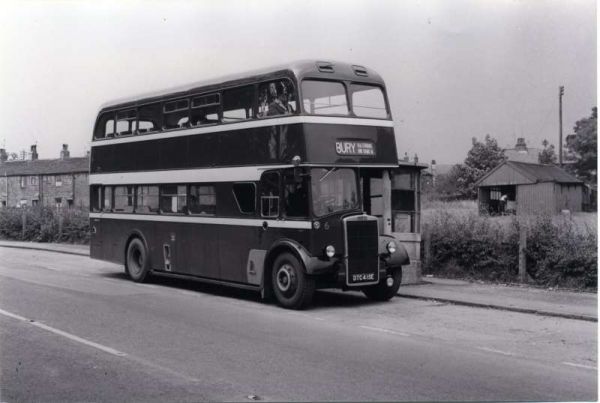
[0,0,596,165]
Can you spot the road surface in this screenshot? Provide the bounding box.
[0,247,596,401]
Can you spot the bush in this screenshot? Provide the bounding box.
[423,207,597,291]
[525,215,597,289]
[423,210,519,283]
[0,207,90,244]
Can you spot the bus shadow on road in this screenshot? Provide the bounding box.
[99,271,385,310]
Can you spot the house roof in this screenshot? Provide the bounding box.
[0,157,89,176]
[504,148,542,163]
[476,160,582,187]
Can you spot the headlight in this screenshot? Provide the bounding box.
[386,241,397,254]
[325,245,335,258]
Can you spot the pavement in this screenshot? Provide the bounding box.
[0,239,597,322]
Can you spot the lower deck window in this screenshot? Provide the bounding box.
[160,185,187,214]
[136,186,159,213]
[189,185,216,215]
[232,183,256,214]
[114,186,135,212]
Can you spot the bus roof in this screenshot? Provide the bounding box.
[100,60,386,111]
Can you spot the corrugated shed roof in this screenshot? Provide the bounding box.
[0,157,89,176]
[508,161,582,183]
[476,160,582,186]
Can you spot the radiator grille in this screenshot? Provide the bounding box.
[345,218,379,286]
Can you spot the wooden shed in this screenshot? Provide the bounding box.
[476,161,584,215]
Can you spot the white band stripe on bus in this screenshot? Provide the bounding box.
[89,165,293,185]
[91,116,395,147]
[88,164,399,185]
[89,212,313,229]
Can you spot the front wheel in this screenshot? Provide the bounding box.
[362,268,402,301]
[125,238,151,282]
[272,253,315,310]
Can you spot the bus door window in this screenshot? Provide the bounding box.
[283,171,309,218]
[222,86,255,123]
[258,79,296,117]
[116,109,137,136]
[191,94,220,126]
[163,99,190,130]
[260,171,280,218]
[138,102,162,134]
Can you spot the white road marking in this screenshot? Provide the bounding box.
[476,347,515,357]
[0,308,127,357]
[359,325,409,337]
[562,362,597,370]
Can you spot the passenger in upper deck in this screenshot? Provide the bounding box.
[261,81,295,117]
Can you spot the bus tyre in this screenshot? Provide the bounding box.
[125,238,151,282]
[362,268,402,302]
[272,253,315,310]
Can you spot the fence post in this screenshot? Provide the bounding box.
[518,225,527,283]
[423,225,431,271]
[21,211,26,240]
[58,214,64,241]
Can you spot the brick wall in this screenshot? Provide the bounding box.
[0,172,89,208]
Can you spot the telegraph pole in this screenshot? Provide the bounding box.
[559,86,564,167]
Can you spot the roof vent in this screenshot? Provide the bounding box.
[316,61,334,73]
[352,65,368,77]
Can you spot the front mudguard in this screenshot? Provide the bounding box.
[265,238,337,275]
[378,234,410,268]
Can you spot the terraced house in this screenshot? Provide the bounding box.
[0,145,89,208]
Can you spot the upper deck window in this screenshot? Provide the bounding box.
[222,86,255,123]
[191,94,220,126]
[351,84,388,119]
[258,79,297,117]
[138,102,162,134]
[163,99,190,130]
[301,80,349,116]
[94,112,115,139]
[116,109,137,136]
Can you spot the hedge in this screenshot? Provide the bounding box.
[423,210,597,290]
[0,207,90,244]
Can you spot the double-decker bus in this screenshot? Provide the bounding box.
[89,60,409,309]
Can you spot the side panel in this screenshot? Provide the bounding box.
[91,125,306,174]
[89,217,313,285]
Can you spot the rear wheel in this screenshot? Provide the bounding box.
[125,238,151,282]
[362,268,402,301]
[272,253,315,310]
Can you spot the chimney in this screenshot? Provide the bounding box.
[515,138,527,152]
[30,145,38,160]
[0,149,7,163]
[60,144,70,159]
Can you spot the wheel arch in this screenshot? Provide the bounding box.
[262,239,310,298]
[124,229,150,267]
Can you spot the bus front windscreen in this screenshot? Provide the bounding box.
[311,168,359,217]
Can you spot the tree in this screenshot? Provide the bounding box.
[538,139,557,164]
[567,107,597,183]
[444,135,506,199]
